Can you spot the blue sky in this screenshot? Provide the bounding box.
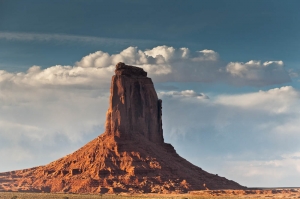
[1,0,300,187]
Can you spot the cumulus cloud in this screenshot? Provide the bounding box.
[0,46,291,89]
[226,60,290,86]
[76,46,290,85]
[0,65,113,90]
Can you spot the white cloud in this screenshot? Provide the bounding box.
[0,46,291,89]
[159,90,209,99]
[76,46,289,85]
[76,46,173,76]
[144,46,177,61]
[215,86,299,114]
[226,60,283,77]
[226,60,290,86]
[0,65,113,90]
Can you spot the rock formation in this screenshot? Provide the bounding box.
[105,63,164,143]
[0,63,245,193]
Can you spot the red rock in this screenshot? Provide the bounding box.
[105,62,163,143]
[0,62,245,193]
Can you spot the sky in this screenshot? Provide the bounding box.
[1,0,300,187]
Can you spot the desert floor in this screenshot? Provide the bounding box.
[0,189,300,199]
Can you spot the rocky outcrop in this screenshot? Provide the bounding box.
[0,63,245,193]
[105,62,164,143]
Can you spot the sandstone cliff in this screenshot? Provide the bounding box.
[0,63,245,193]
[105,63,164,143]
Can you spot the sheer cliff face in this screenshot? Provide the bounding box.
[105,62,164,144]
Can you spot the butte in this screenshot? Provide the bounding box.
[0,63,245,193]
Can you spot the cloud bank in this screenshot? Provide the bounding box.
[159,86,300,186]
[0,46,290,90]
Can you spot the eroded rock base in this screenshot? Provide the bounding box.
[0,134,244,193]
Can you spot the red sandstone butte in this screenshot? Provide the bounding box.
[0,63,245,193]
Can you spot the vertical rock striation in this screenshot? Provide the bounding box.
[105,62,164,144]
